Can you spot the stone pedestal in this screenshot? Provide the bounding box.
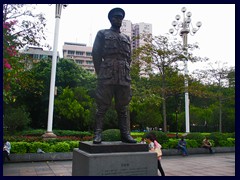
[72,141,157,176]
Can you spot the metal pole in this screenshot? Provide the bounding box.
[169,7,202,133]
[182,31,190,133]
[43,4,63,138]
[176,110,178,138]
[219,98,222,132]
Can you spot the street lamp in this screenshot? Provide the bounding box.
[169,7,202,133]
[175,110,178,138]
[43,4,68,138]
[175,95,182,138]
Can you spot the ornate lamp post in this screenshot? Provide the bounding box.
[43,4,68,138]
[169,7,202,133]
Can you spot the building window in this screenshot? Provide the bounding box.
[86,61,93,65]
[76,51,84,56]
[86,52,92,56]
[33,54,40,59]
[40,55,48,59]
[68,50,75,55]
[76,59,83,64]
[87,69,94,72]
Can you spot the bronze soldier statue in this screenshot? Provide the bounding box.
[92,7,136,144]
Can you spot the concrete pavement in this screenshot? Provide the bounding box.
[3,152,235,176]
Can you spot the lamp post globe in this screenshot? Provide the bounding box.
[169,7,202,133]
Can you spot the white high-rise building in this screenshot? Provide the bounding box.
[121,20,152,50]
[132,22,152,48]
[120,20,132,40]
[121,20,153,77]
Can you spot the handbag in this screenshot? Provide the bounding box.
[154,147,162,157]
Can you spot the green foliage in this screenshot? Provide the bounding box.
[52,142,70,152]
[130,93,163,128]
[15,60,52,129]
[4,129,93,144]
[16,129,45,136]
[185,133,205,146]
[144,131,169,145]
[209,139,215,147]
[3,4,48,104]
[7,131,235,154]
[56,59,96,90]
[10,141,79,154]
[28,142,51,153]
[53,130,92,137]
[162,138,179,149]
[190,106,214,131]
[219,138,235,147]
[185,139,199,148]
[3,106,31,132]
[135,137,143,143]
[131,132,145,136]
[11,142,29,154]
[67,141,79,151]
[102,129,121,141]
[209,132,234,147]
[54,87,94,130]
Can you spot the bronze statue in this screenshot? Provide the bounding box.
[92,7,136,144]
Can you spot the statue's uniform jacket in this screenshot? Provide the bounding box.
[92,28,132,87]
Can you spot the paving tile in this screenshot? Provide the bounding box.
[2,153,235,176]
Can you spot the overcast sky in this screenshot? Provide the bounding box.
[34,4,235,72]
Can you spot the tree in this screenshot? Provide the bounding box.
[54,87,94,131]
[132,34,207,132]
[3,106,31,132]
[3,4,47,48]
[130,93,162,130]
[193,62,235,132]
[3,4,47,104]
[56,59,96,95]
[14,59,97,129]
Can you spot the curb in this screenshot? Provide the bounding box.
[162,146,235,156]
[7,147,235,163]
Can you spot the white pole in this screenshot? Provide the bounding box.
[43,5,62,138]
[184,59,190,133]
[182,31,190,133]
[170,7,201,133]
[47,17,60,132]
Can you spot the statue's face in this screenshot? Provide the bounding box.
[110,15,123,28]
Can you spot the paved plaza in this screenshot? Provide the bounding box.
[3,152,235,176]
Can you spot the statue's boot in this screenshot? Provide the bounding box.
[93,129,102,144]
[117,106,137,143]
[93,105,107,144]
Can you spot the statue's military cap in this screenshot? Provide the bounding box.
[108,7,125,20]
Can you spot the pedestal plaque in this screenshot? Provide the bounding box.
[72,142,157,176]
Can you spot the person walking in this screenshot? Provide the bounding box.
[146,133,165,176]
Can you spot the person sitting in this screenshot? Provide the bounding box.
[202,137,213,154]
[3,139,11,163]
[177,137,188,156]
